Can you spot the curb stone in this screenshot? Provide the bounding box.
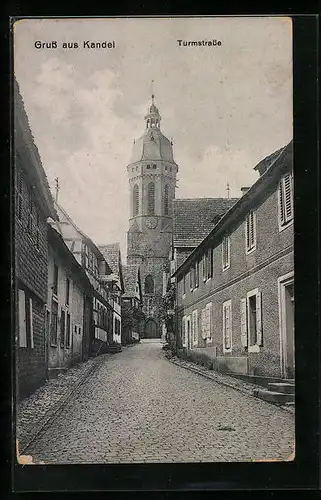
[168,357,295,415]
[19,354,108,455]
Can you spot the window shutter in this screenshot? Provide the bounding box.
[284,174,293,222]
[201,309,207,339]
[195,309,198,343]
[240,298,248,347]
[256,291,263,346]
[207,303,212,340]
[18,289,27,347]
[246,216,250,249]
[203,254,206,281]
[278,181,285,225]
[225,303,231,349]
[29,297,34,348]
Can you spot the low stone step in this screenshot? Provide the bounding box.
[253,388,295,404]
[268,382,295,394]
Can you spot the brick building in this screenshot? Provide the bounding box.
[173,141,294,382]
[47,224,93,377]
[14,81,57,399]
[126,94,178,338]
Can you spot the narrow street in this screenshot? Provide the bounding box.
[25,341,294,464]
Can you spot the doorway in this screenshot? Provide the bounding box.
[278,273,295,378]
[144,319,159,338]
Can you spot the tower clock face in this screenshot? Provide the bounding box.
[145,217,158,229]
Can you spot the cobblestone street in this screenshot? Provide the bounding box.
[23,341,295,464]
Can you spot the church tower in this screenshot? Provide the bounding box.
[126,94,178,338]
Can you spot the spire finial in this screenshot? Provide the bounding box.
[151,79,155,103]
[226,182,230,199]
[55,177,60,202]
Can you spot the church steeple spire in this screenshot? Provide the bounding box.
[145,85,161,130]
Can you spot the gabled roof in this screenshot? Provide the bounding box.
[54,201,111,273]
[122,264,141,299]
[173,197,239,248]
[14,79,57,220]
[98,243,120,273]
[254,145,286,176]
[47,224,92,292]
[98,242,125,292]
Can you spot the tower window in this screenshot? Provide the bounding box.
[153,164,157,169]
[147,164,151,169]
[145,275,154,294]
[164,185,169,215]
[147,182,155,215]
[133,184,139,216]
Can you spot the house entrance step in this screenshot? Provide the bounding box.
[268,382,295,394]
[253,388,295,404]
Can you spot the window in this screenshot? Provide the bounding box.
[66,278,70,305]
[223,300,232,352]
[153,164,157,169]
[206,248,213,279]
[50,301,58,345]
[60,309,66,346]
[147,182,155,215]
[181,316,187,347]
[246,210,256,253]
[200,303,212,342]
[194,261,199,288]
[279,172,293,228]
[18,289,34,348]
[192,309,198,346]
[189,267,194,291]
[202,254,207,282]
[182,274,186,296]
[144,274,154,294]
[66,315,71,348]
[222,235,230,270]
[164,185,169,215]
[53,264,58,296]
[240,289,263,352]
[147,164,151,169]
[133,184,139,216]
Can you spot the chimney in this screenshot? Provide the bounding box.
[241,187,250,196]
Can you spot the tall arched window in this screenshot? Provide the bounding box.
[147,182,155,215]
[133,184,139,216]
[144,274,154,294]
[164,184,169,215]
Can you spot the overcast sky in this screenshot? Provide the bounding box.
[14,17,292,259]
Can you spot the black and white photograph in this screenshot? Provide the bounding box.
[13,16,295,465]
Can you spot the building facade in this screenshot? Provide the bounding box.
[15,81,57,399]
[126,95,178,338]
[51,203,115,352]
[121,264,144,344]
[47,225,93,377]
[98,243,124,344]
[173,142,294,381]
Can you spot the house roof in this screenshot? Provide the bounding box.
[122,264,141,299]
[14,79,57,220]
[173,197,239,248]
[53,202,112,273]
[47,224,92,292]
[254,145,286,176]
[173,140,293,279]
[98,243,120,273]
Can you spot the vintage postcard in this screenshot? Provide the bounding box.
[14,16,294,465]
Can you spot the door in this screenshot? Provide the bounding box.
[144,319,158,338]
[279,274,295,378]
